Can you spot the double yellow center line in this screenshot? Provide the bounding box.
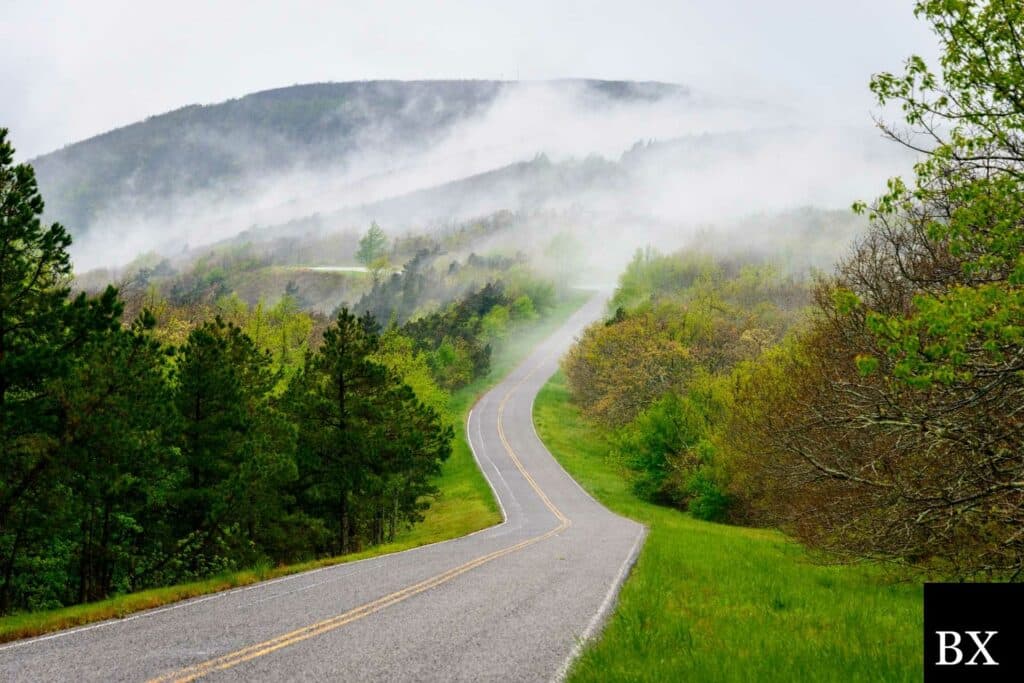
[149,364,569,682]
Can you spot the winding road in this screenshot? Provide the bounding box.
[0,294,646,682]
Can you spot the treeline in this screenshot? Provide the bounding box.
[563,1,1024,579]
[355,243,552,325]
[357,246,555,390]
[74,209,546,324]
[567,230,1021,577]
[0,129,555,614]
[563,250,808,520]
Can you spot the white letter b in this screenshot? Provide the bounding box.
[936,631,963,665]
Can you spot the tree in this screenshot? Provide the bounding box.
[510,295,537,321]
[267,294,314,374]
[0,127,461,614]
[562,310,693,427]
[612,376,729,519]
[0,128,121,611]
[287,310,386,553]
[479,304,510,343]
[729,0,1024,577]
[169,318,296,577]
[356,221,389,270]
[399,282,513,389]
[367,382,451,543]
[356,248,433,325]
[56,313,175,602]
[286,309,451,553]
[862,0,1024,392]
[372,329,450,421]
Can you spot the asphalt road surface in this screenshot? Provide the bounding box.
[0,293,646,682]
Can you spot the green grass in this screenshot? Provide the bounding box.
[534,372,923,682]
[0,293,588,644]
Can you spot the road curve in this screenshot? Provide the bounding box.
[0,293,646,682]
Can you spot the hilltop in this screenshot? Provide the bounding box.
[30,79,687,242]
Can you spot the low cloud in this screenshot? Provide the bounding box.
[66,80,912,275]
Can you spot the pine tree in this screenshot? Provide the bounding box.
[287,309,384,553]
[356,221,388,267]
[287,309,452,552]
[170,317,296,574]
[57,312,175,602]
[0,128,121,611]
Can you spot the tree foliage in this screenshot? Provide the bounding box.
[727,0,1024,577]
[0,129,123,610]
[0,129,468,613]
[356,221,389,269]
[562,248,806,521]
[286,310,451,553]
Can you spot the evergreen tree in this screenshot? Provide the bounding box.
[0,128,121,611]
[355,221,388,267]
[0,126,456,613]
[170,318,296,576]
[287,310,383,553]
[373,385,452,542]
[287,309,451,552]
[57,312,175,602]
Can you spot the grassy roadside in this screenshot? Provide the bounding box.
[0,293,589,645]
[534,372,922,682]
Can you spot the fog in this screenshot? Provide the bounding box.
[6,1,934,161]
[67,80,912,279]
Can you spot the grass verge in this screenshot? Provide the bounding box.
[0,293,589,645]
[534,371,922,682]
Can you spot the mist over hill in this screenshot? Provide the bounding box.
[29,78,906,272]
[31,81,683,236]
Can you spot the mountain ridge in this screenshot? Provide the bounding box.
[30,78,687,161]
[30,79,689,240]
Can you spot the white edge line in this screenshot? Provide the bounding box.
[467,405,511,525]
[517,296,651,682]
[476,404,523,525]
[550,525,648,683]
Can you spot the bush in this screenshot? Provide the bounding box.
[510,295,537,321]
[480,304,510,343]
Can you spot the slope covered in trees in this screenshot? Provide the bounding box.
[534,375,920,682]
[562,249,808,518]
[0,128,561,615]
[559,0,1024,580]
[728,0,1024,577]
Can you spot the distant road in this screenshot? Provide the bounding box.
[0,293,646,682]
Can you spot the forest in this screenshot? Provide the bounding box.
[0,128,559,614]
[2,4,1022,672]
[562,0,1024,580]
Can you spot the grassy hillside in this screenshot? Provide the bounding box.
[534,372,922,682]
[0,293,586,644]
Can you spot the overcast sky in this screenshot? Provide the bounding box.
[2,0,936,160]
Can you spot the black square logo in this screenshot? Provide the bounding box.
[924,583,1024,681]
